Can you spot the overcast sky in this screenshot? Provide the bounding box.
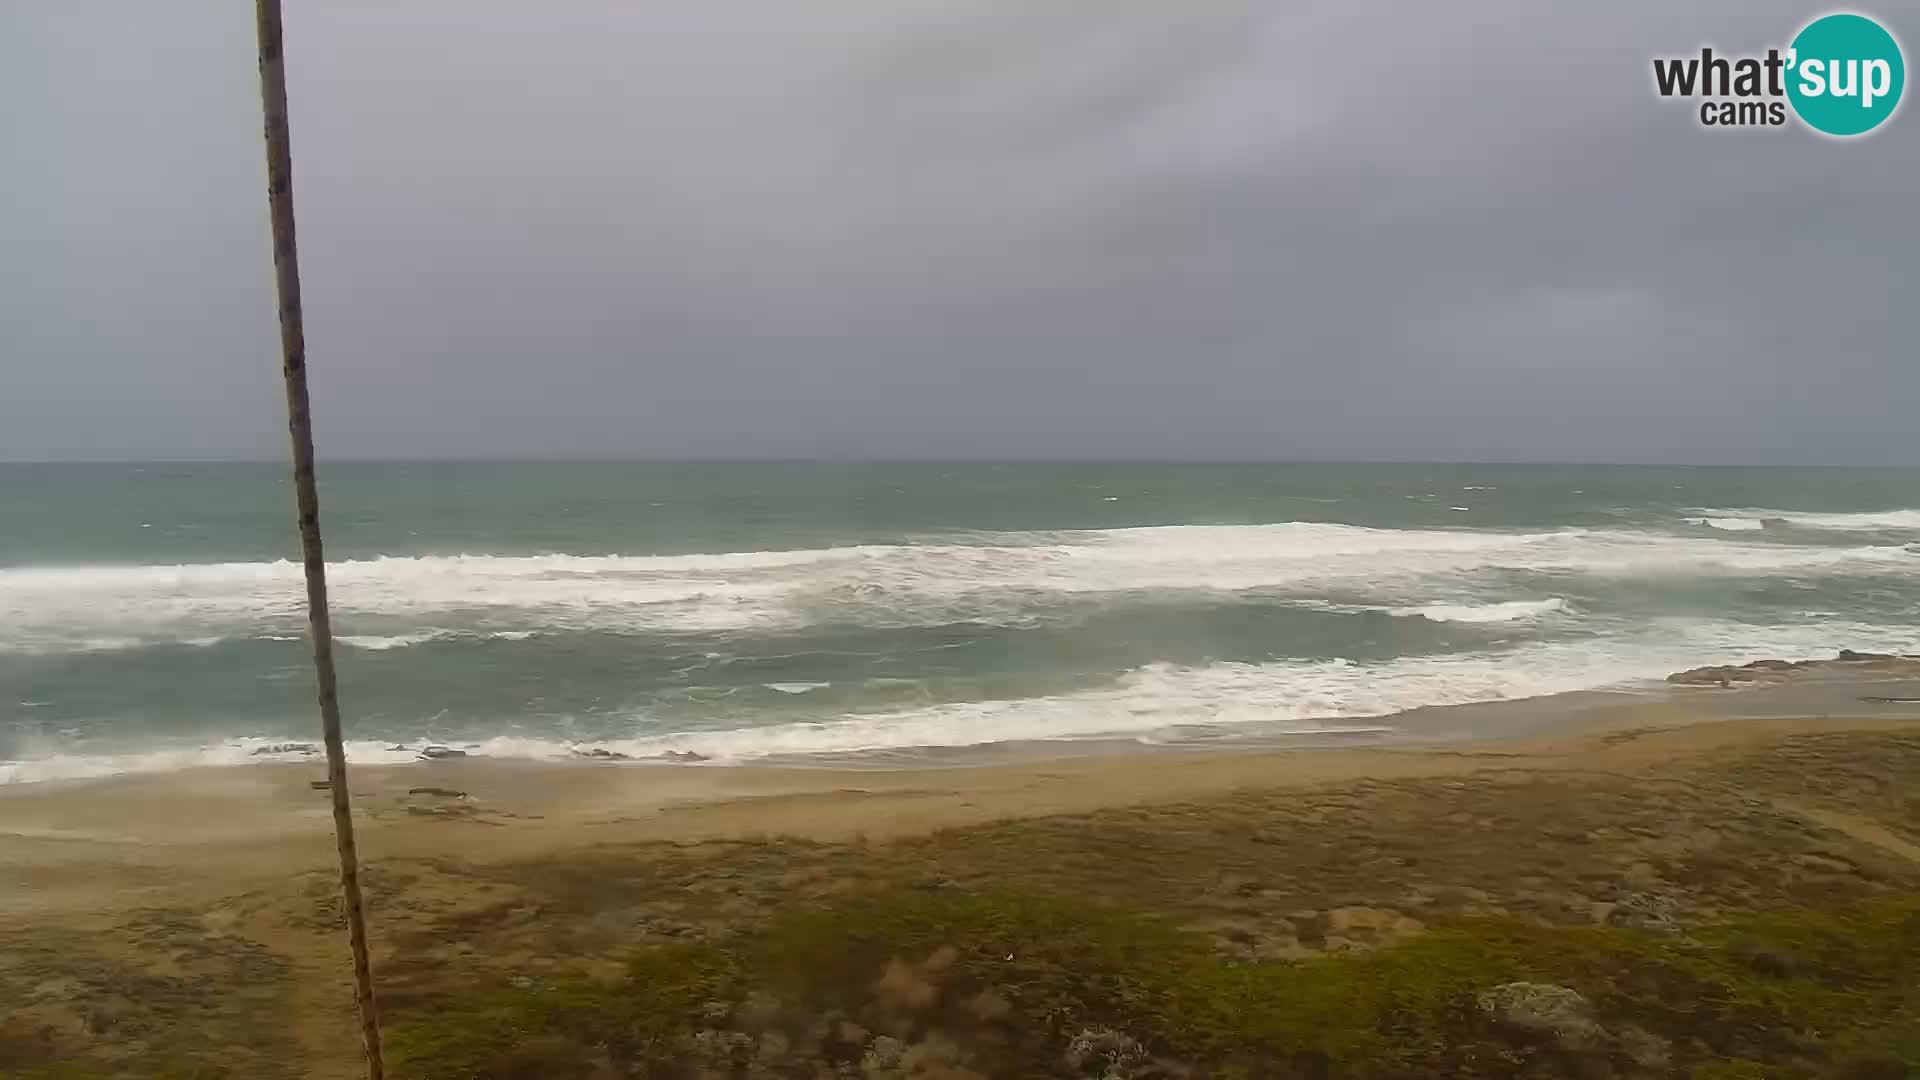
[2,2,1916,464]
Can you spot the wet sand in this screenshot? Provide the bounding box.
[5,666,1918,918]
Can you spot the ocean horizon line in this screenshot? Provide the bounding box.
[5,456,1920,470]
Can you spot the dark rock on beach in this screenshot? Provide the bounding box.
[570,747,634,761]
[1668,649,1920,686]
[1836,649,1899,662]
[250,742,317,756]
[1667,659,1818,686]
[567,747,709,763]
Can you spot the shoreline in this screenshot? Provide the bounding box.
[6,652,1919,786]
[4,659,1919,919]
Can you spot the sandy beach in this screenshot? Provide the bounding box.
[7,664,1920,901]
[5,663,1920,1077]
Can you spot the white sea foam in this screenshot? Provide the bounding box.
[2,523,1916,653]
[1689,516,1767,531]
[337,631,452,651]
[764,681,831,694]
[336,629,542,650]
[1691,508,1920,531]
[8,618,1915,782]
[478,617,1920,761]
[1389,598,1569,623]
[0,737,423,784]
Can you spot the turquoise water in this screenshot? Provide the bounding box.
[4,461,1920,780]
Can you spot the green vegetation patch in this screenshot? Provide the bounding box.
[386,891,1920,1079]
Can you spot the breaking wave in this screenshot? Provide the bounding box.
[1690,508,1920,532]
[8,616,1915,782]
[1388,598,1570,623]
[3,522,1914,654]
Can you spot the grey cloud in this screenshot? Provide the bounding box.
[1,0,1916,463]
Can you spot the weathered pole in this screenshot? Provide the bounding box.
[253,2,386,1075]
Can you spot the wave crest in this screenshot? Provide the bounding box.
[2,522,1914,654]
[1691,508,1920,531]
[1389,598,1570,623]
[12,618,1915,781]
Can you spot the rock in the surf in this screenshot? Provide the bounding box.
[251,742,317,756]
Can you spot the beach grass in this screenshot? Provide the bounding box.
[382,891,1920,1079]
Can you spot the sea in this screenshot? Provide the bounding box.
[4,461,1920,783]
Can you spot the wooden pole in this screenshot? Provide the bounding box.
[253,3,386,1075]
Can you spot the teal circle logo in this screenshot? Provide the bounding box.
[1786,13,1905,136]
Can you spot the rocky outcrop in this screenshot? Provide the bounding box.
[1477,983,1605,1050]
[859,1034,906,1075]
[1605,891,1682,934]
[1477,982,1673,1075]
[1667,659,1819,686]
[1667,650,1920,686]
[1064,1027,1149,1079]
